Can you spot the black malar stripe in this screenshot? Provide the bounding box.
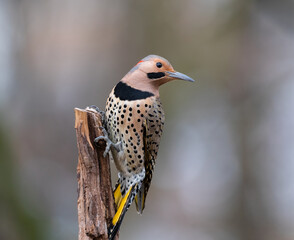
[147,72,165,79]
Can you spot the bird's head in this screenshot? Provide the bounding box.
[121,55,195,97]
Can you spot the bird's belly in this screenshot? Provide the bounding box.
[111,148,130,176]
[106,100,151,176]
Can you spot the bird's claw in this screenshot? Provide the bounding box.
[94,135,111,158]
[89,105,104,114]
[88,105,106,125]
[99,126,108,136]
[94,127,122,157]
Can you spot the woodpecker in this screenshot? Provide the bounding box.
[94,55,194,240]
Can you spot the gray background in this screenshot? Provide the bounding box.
[1,0,294,240]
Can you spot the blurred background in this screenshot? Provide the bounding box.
[1,0,294,239]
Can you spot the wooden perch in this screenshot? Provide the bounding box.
[74,107,118,240]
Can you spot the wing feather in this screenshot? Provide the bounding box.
[135,99,164,213]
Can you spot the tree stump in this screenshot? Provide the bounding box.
[74,107,118,240]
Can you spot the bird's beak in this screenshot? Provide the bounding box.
[166,71,195,82]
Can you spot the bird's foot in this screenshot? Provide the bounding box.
[88,105,106,125]
[94,127,122,157]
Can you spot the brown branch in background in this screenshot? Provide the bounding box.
[74,108,118,240]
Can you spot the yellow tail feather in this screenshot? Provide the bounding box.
[113,184,122,208]
[109,184,138,240]
[112,186,132,226]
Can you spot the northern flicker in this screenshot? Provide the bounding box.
[94,55,194,240]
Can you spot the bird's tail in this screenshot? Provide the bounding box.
[109,183,137,240]
[134,182,146,214]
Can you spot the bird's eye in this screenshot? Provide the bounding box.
[156,62,162,68]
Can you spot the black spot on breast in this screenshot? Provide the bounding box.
[114,82,154,101]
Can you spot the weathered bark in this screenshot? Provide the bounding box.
[74,107,118,240]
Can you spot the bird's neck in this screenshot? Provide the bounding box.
[121,71,160,97]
